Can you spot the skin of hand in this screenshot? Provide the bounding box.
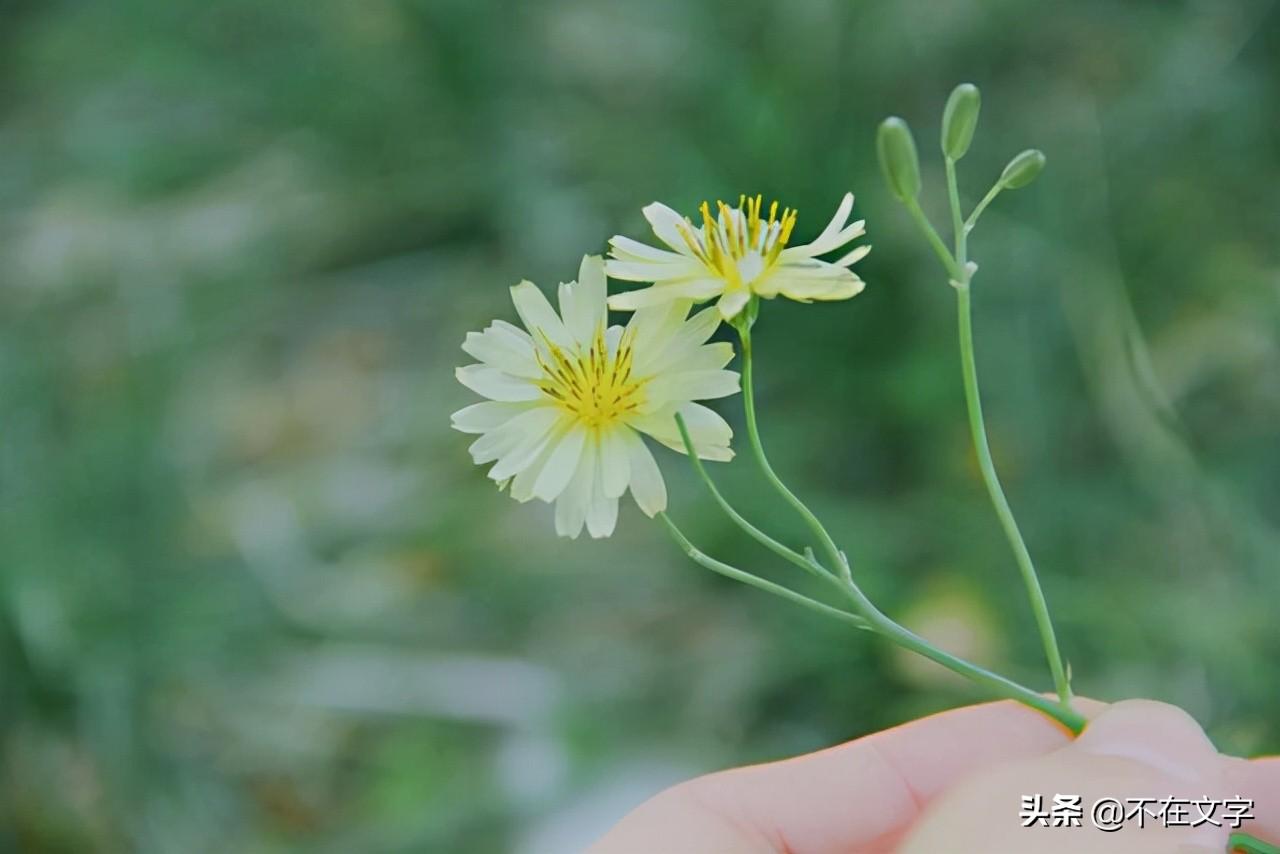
[587,699,1280,854]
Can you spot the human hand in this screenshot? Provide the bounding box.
[587,699,1280,854]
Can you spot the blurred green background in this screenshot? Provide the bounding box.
[2,0,1278,851]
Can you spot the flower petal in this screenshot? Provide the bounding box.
[687,340,735,370]
[629,303,724,378]
[772,268,866,302]
[604,258,704,282]
[585,494,618,538]
[607,279,724,311]
[510,280,572,349]
[533,425,587,501]
[811,192,853,247]
[451,400,534,434]
[779,193,865,260]
[638,339,734,382]
[631,403,734,461]
[674,402,734,453]
[510,436,559,503]
[487,409,564,481]
[577,254,607,309]
[554,440,595,538]
[609,234,689,263]
[716,290,751,320]
[598,426,631,499]
[832,243,872,268]
[461,327,540,378]
[584,454,619,538]
[622,429,667,516]
[674,303,722,347]
[467,405,559,465]
[559,255,607,346]
[644,369,740,407]
[455,364,542,402]
[642,202,698,254]
[625,299,690,363]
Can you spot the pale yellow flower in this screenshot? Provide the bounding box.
[453,256,738,539]
[606,192,869,320]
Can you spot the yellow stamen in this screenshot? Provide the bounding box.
[535,326,645,430]
[685,193,798,289]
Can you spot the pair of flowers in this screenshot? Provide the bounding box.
[452,194,870,538]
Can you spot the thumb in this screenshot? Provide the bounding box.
[1070,699,1221,784]
[903,700,1234,853]
[1062,700,1229,853]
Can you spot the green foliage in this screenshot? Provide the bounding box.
[1,0,1278,852]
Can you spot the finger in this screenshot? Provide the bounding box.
[693,699,1101,853]
[875,696,1105,802]
[1071,699,1221,782]
[1224,757,1280,846]
[903,701,1235,854]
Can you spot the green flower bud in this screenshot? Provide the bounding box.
[941,83,981,160]
[877,117,921,202]
[999,149,1046,189]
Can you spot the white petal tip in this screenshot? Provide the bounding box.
[607,293,641,311]
[717,302,744,321]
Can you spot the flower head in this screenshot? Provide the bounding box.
[606,192,869,320]
[453,256,738,539]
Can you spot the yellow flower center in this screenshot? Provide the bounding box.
[676,194,798,292]
[536,326,645,429]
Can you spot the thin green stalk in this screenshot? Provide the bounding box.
[661,510,1086,732]
[904,199,962,280]
[658,513,870,631]
[964,183,1003,233]
[1231,832,1280,854]
[863,599,1086,733]
[673,412,842,590]
[944,157,965,245]
[723,316,1085,732]
[943,163,1073,707]
[736,321,851,584]
[955,287,1072,705]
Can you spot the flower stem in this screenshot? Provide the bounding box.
[945,157,965,246]
[657,512,870,631]
[964,183,1003,233]
[904,198,962,281]
[661,508,1088,733]
[861,598,1087,732]
[720,312,1085,733]
[945,156,1074,708]
[956,286,1071,705]
[736,318,852,585]
[1231,832,1280,854]
[673,412,842,590]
